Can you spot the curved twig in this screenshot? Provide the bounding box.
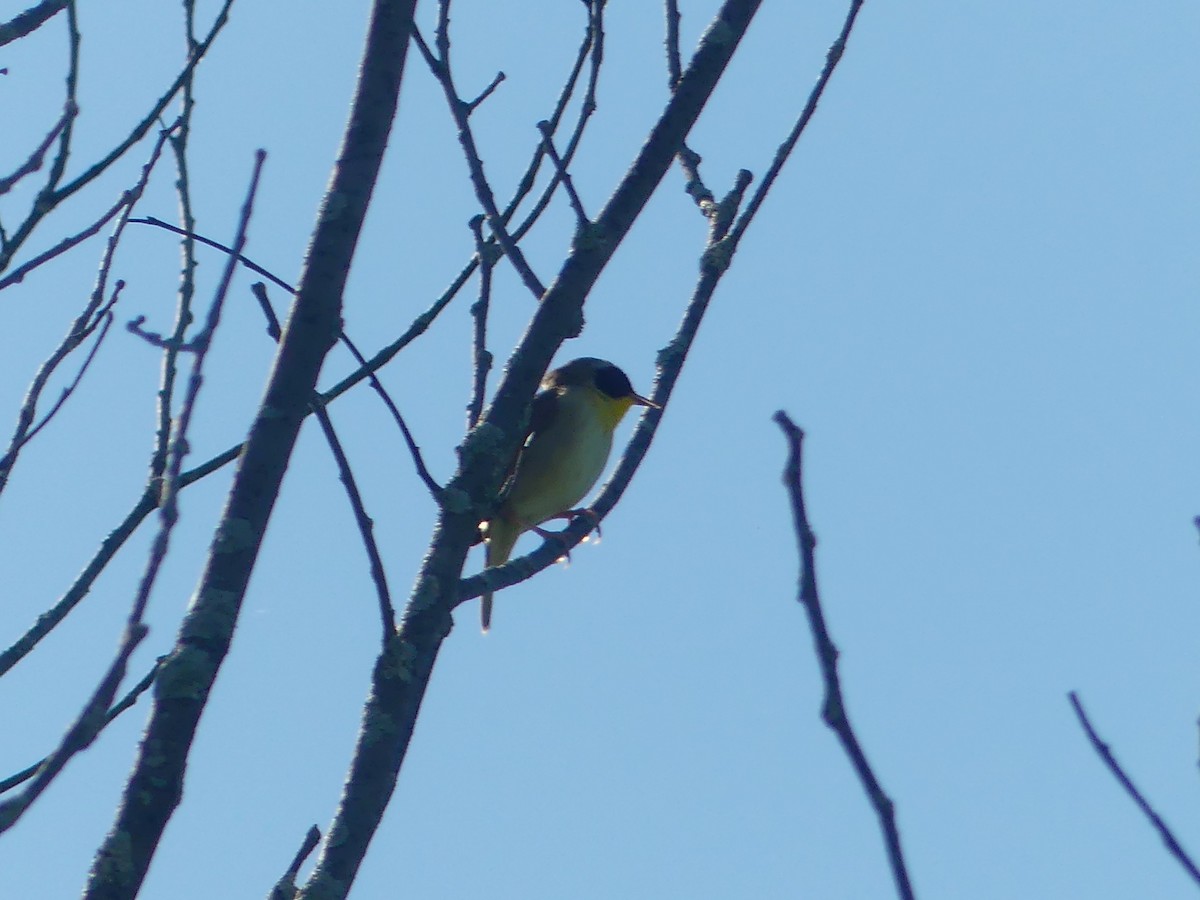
[775,412,916,900]
[1069,691,1200,886]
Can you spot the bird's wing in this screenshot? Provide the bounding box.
[497,387,558,499]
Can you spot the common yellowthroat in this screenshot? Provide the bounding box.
[479,357,659,631]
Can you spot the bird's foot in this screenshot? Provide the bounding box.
[533,509,602,564]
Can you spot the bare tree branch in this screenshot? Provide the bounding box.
[0,0,605,687]
[466,215,495,428]
[153,17,201,483]
[269,826,321,900]
[0,0,234,277]
[0,151,266,839]
[536,120,590,226]
[84,0,420,891]
[0,0,67,48]
[417,8,547,300]
[312,400,398,639]
[0,657,162,795]
[0,122,178,497]
[728,0,866,246]
[249,283,399,639]
[774,411,916,900]
[0,100,77,195]
[296,7,769,897]
[1069,691,1200,887]
[0,284,118,475]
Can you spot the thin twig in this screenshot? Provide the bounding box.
[774,411,916,900]
[536,120,589,226]
[466,215,494,428]
[0,657,163,795]
[0,0,67,48]
[425,4,546,299]
[728,0,865,246]
[249,283,398,637]
[269,826,321,900]
[0,123,178,498]
[312,401,397,638]
[43,0,79,194]
[503,0,601,241]
[0,119,182,292]
[251,282,282,340]
[126,219,441,499]
[0,287,119,473]
[154,38,200,482]
[0,191,126,291]
[662,1,715,215]
[466,70,506,113]
[131,216,294,293]
[337,330,441,499]
[0,101,77,196]
[1068,692,1200,886]
[0,150,265,836]
[0,444,239,682]
[323,1,605,406]
[0,0,234,276]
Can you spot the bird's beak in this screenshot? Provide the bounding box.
[631,392,661,409]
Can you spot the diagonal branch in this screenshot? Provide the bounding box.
[775,411,916,900]
[415,13,546,299]
[728,0,866,246]
[1069,691,1200,886]
[0,657,161,796]
[0,101,77,196]
[0,0,67,47]
[83,1,419,890]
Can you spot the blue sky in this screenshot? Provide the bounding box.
[1,1,1198,897]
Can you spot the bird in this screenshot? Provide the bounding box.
[479,357,659,632]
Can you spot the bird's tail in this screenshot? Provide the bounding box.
[482,518,520,633]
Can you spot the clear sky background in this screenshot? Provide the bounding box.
[1,1,1198,897]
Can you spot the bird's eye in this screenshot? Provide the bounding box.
[594,364,633,399]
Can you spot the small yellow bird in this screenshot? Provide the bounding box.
[480,357,659,632]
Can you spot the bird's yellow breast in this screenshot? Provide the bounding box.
[503,387,632,529]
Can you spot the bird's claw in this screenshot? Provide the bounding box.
[534,508,602,564]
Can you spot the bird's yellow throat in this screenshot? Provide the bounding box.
[588,388,636,431]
